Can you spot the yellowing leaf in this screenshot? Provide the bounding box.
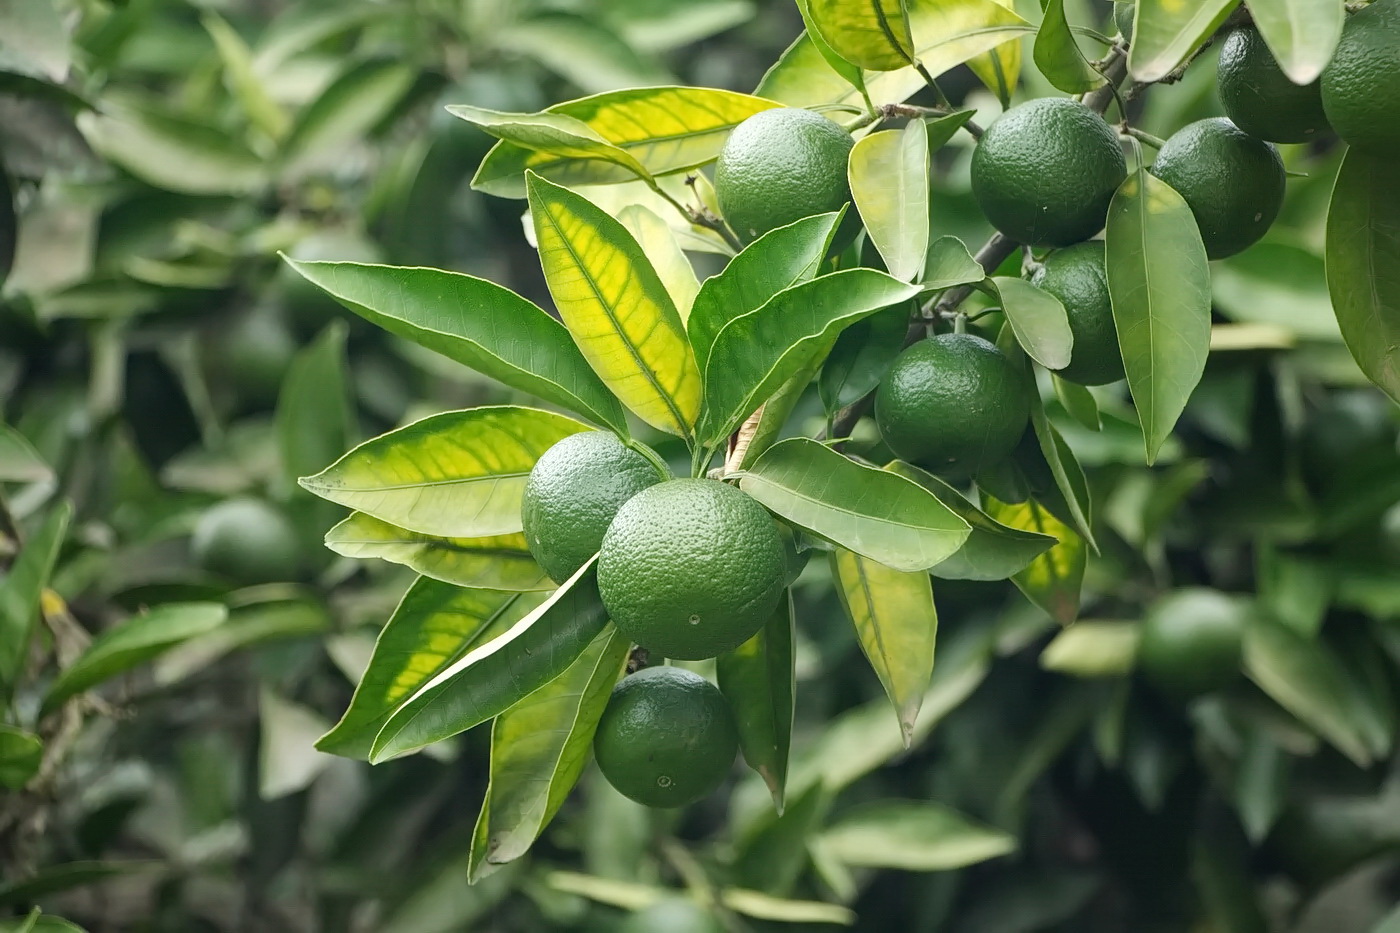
[966,0,1021,106]
[325,512,553,591]
[616,204,700,320]
[528,172,701,438]
[449,104,652,184]
[983,497,1085,625]
[806,0,917,71]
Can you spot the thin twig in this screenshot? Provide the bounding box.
[881,103,985,139]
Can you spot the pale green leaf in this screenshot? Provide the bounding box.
[325,513,552,591]
[922,235,986,290]
[1128,0,1239,82]
[203,13,288,139]
[1054,376,1101,431]
[1246,0,1344,84]
[276,322,353,492]
[1040,621,1141,677]
[806,0,916,70]
[448,104,652,183]
[818,800,1016,870]
[848,122,929,281]
[494,13,671,94]
[1033,0,1104,93]
[993,276,1073,371]
[617,204,700,320]
[280,60,415,173]
[258,688,334,799]
[77,104,264,196]
[0,424,52,483]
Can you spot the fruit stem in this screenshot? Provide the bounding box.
[656,177,745,254]
[628,440,673,482]
[880,102,985,139]
[1120,125,1166,149]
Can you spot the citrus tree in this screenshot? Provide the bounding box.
[268,0,1400,926]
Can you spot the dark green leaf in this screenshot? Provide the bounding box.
[819,304,909,415]
[717,591,796,809]
[0,725,42,789]
[0,862,161,906]
[1030,395,1096,549]
[732,781,830,895]
[923,111,976,153]
[276,322,354,493]
[1033,0,1103,93]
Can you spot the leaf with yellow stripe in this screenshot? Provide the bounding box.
[528,172,701,438]
[474,87,780,198]
[299,406,589,538]
[616,204,700,321]
[325,512,553,592]
[448,105,653,185]
[806,0,917,71]
[983,496,1085,625]
[830,547,937,747]
[966,0,1021,107]
[316,578,547,759]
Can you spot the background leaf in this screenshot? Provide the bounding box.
[1106,169,1212,463]
[279,59,415,174]
[0,503,70,695]
[325,513,552,591]
[816,800,1016,871]
[848,122,929,282]
[0,424,53,483]
[1040,622,1141,678]
[1128,0,1239,82]
[1325,149,1400,405]
[830,548,937,746]
[717,592,796,809]
[1029,397,1096,549]
[0,725,43,790]
[983,497,1085,625]
[740,438,970,572]
[1246,0,1344,84]
[300,406,587,539]
[77,104,264,195]
[276,322,354,495]
[617,204,700,319]
[528,172,701,438]
[805,0,916,71]
[819,304,909,415]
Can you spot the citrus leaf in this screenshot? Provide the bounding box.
[259,688,334,800]
[1029,395,1096,549]
[316,578,549,759]
[1244,616,1373,767]
[717,591,796,810]
[922,235,986,290]
[299,406,589,538]
[1105,169,1212,464]
[325,513,553,592]
[819,303,909,415]
[0,503,70,696]
[806,0,916,71]
[276,323,353,494]
[830,547,936,747]
[0,725,42,790]
[757,33,885,109]
[1325,149,1400,405]
[42,603,228,713]
[992,277,1073,371]
[371,560,610,762]
[282,259,627,434]
[77,104,264,195]
[983,496,1085,625]
[848,122,929,282]
[473,87,778,198]
[796,0,872,97]
[203,12,288,139]
[1128,0,1239,82]
[817,800,1016,871]
[616,204,700,321]
[888,462,1053,581]
[700,269,920,446]
[279,59,415,174]
[732,781,833,896]
[740,438,970,572]
[1033,0,1104,93]
[0,424,52,483]
[688,211,843,376]
[1242,0,1344,84]
[448,105,652,184]
[923,110,976,152]
[1040,621,1141,677]
[719,889,857,926]
[494,13,672,95]
[527,172,702,438]
[469,626,628,880]
[1054,375,1101,431]
[966,0,1022,107]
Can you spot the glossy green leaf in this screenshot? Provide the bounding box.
[740,438,970,572]
[282,259,627,433]
[888,462,1053,581]
[474,87,778,197]
[849,122,929,281]
[1128,0,1239,82]
[280,60,415,173]
[300,406,588,539]
[700,269,920,445]
[0,424,52,483]
[469,626,628,879]
[371,561,610,762]
[983,497,1085,625]
[42,603,227,713]
[1106,169,1212,463]
[688,211,842,376]
[831,548,936,746]
[449,105,651,184]
[806,0,916,70]
[1247,0,1344,84]
[817,800,1016,870]
[77,104,264,195]
[317,578,549,759]
[276,323,353,493]
[1029,395,1096,549]
[325,513,552,591]
[617,204,700,320]
[1212,243,1338,341]
[1040,621,1141,677]
[528,172,701,438]
[795,0,871,97]
[1054,376,1101,431]
[992,277,1073,371]
[1244,617,1374,767]
[1325,149,1400,405]
[717,592,796,809]
[819,304,909,415]
[0,725,42,790]
[0,503,70,694]
[1033,0,1103,93]
[922,235,986,291]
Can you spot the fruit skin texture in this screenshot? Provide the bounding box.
[619,898,725,933]
[1149,118,1285,260]
[1031,242,1124,386]
[715,107,854,244]
[970,98,1127,247]
[875,333,1031,479]
[192,498,303,585]
[1321,0,1400,154]
[593,666,739,808]
[522,431,661,584]
[597,479,785,660]
[1138,588,1246,700]
[1218,28,1331,144]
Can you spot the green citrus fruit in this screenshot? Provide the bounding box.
[875,333,1031,479]
[619,898,725,933]
[970,98,1127,247]
[1138,588,1246,700]
[1321,0,1400,154]
[522,431,663,584]
[1218,28,1331,144]
[192,498,303,585]
[597,479,785,660]
[593,665,739,808]
[1030,241,1124,386]
[1149,118,1285,260]
[715,107,854,244]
